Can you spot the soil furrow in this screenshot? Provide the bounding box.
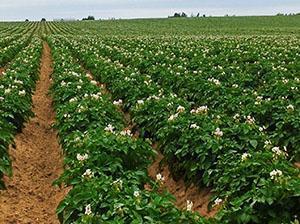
[148,152,218,217]
[0,42,67,224]
[83,65,217,217]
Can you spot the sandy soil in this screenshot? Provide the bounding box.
[148,152,219,217]
[0,42,67,224]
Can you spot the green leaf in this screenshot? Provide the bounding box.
[249,140,258,149]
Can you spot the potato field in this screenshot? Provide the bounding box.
[0,17,300,223]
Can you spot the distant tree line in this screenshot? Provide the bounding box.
[169,12,206,18]
[169,12,300,19]
[82,16,95,21]
[276,13,300,16]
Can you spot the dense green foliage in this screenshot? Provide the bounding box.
[48,37,207,223]
[0,16,299,223]
[0,38,42,188]
[51,24,300,223]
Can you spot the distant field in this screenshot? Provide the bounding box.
[67,15,300,35]
[1,15,300,36]
[0,16,300,224]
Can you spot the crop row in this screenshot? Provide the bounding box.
[0,38,42,188]
[57,35,300,223]
[0,24,40,67]
[72,35,300,160]
[0,22,38,38]
[0,35,35,67]
[48,37,207,224]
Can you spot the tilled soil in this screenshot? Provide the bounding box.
[148,152,219,217]
[0,42,67,224]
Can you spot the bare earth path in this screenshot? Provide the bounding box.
[148,152,219,217]
[0,42,67,224]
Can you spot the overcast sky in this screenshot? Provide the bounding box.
[0,0,300,21]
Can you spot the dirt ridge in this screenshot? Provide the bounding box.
[148,152,218,217]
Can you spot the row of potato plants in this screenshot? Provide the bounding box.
[0,37,42,188]
[48,37,209,224]
[0,35,22,49]
[61,35,300,223]
[75,35,300,161]
[0,33,36,67]
[0,22,34,38]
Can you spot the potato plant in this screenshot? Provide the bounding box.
[0,38,42,188]
[56,34,300,223]
[48,37,209,224]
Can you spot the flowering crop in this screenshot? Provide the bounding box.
[2,20,299,223]
[48,37,208,224]
[0,38,42,188]
[59,34,300,223]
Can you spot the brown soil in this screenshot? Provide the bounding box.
[148,152,219,217]
[295,162,300,168]
[0,42,68,224]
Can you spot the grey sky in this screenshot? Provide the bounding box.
[1,0,300,21]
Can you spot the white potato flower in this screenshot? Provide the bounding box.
[137,100,144,105]
[246,115,255,125]
[4,88,11,94]
[191,106,208,115]
[186,200,193,211]
[85,204,92,215]
[156,173,165,182]
[90,80,97,85]
[241,153,251,161]
[120,129,132,137]
[287,104,294,112]
[133,191,140,198]
[233,113,240,120]
[168,113,178,121]
[86,73,93,79]
[176,105,185,113]
[190,123,200,129]
[270,169,283,180]
[69,97,77,103]
[112,179,123,191]
[77,153,89,162]
[113,99,123,106]
[213,198,223,207]
[18,90,26,96]
[214,128,223,137]
[104,124,115,133]
[82,169,94,179]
